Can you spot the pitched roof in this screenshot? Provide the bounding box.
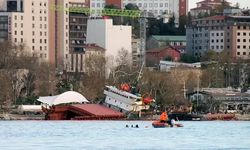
[85,44,105,51]
[151,35,186,42]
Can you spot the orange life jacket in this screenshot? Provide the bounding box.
[160,112,167,121]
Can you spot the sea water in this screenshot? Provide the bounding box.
[0,121,249,150]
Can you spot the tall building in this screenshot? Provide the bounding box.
[89,0,188,25]
[0,0,50,62]
[86,19,132,69]
[0,0,93,72]
[186,15,250,60]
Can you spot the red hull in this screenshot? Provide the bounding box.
[152,121,183,128]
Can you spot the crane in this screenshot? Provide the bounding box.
[52,5,150,66]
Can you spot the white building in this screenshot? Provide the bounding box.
[89,0,188,25]
[86,19,132,68]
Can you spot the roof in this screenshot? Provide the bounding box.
[195,15,226,21]
[37,91,89,106]
[196,0,226,4]
[151,35,186,42]
[85,44,105,51]
[70,104,124,117]
[191,6,212,11]
[147,46,181,53]
[189,88,250,98]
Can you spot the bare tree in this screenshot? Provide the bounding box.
[79,53,106,101]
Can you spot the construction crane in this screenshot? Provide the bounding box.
[52,5,150,66]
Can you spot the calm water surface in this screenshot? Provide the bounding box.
[0,121,250,150]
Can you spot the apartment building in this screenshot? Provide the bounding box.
[0,0,50,62]
[186,15,250,60]
[90,0,188,25]
[190,0,230,18]
[0,0,93,72]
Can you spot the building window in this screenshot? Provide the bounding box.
[237,32,240,36]
[44,32,47,36]
[237,26,241,29]
[15,16,17,20]
[21,31,23,35]
[227,46,230,49]
[40,17,42,21]
[221,39,223,42]
[44,39,47,43]
[32,39,35,43]
[211,39,214,43]
[237,39,240,42]
[40,46,42,51]
[32,46,35,50]
[21,16,23,20]
[14,38,17,42]
[32,16,35,21]
[14,31,17,35]
[227,39,230,42]
[21,38,23,43]
[216,33,219,36]
[221,33,223,36]
[40,39,42,43]
[237,45,240,49]
[243,52,246,55]
[40,24,42,29]
[243,45,246,49]
[40,32,42,36]
[15,23,17,27]
[32,31,35,35]
[221,46,223,49]
[243,32,246,36]
[243,39,246,42]
[21,23,23,28]
[237,52,240,55]
[32,24,35,28]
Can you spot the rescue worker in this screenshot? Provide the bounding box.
[160,111,168,123]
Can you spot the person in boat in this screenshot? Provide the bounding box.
[170,118,176,127]
[160,111,168,123]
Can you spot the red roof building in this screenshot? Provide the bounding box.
[146,46,181,66]
[105,0,122,9]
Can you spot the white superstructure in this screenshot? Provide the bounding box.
[104,86,150,113]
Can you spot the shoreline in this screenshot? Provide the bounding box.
[1,113,250,121]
